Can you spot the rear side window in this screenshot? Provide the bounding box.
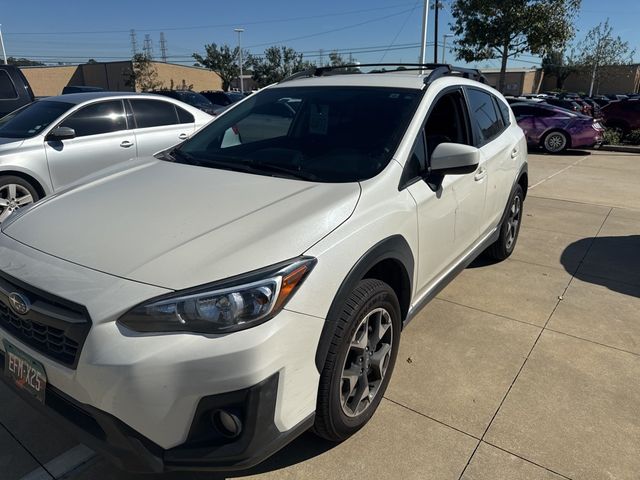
[131,100,179,128]
[495,98,511,126]
[0,71,18,100]
[60,100,126,137]
[176,106,195,124]
[467,89,504,145]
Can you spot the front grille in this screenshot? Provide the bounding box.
[0,301,80,366]
[0,273,91,369]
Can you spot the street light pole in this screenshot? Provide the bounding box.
[0,25,7,65]
[234,28,244,93]
[418,0,430,71]
[433,1,439,63]
[442,34,454,64]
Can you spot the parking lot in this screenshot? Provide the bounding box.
[1,148,639,480]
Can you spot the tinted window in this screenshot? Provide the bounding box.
[512,105,557,118]
[424,90,471,158]
[0,71,18,99]
[177,106,195,124]
[60,100,126,137]
[131,100,178,128]
[0,100,72,138]
[176,86,421,183]
[467,89,503,144]
[495,98,511,125]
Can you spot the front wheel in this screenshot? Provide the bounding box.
[0,176,40,223]
[486,184,524,261]
[542,131,568,153]
[313,279,401,442]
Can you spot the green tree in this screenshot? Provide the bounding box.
[126,53,163,92]
[451,0,581,92]
[86,58,98,64]
[542,48,579,90]
[248,46,314,88]
[193,43,248,91]
[575,19,636,96]
[7,57,45,66]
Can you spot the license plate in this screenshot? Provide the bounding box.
[3,340,47,403]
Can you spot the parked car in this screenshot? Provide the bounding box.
[0,92,212,220]
[601,99,640,133]
[61,85,105,95]
[0,66,527,472]
[200,90,246,107]
[512,102,604,153]
[0,65,35,117]
[150,90,218,116]
[544,97,582,113]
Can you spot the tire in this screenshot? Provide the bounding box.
[486,184,524,261]
[542,130,569,153]
[313,279,401,442]
[0,176,40,223]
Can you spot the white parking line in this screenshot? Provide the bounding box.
[19,445,95,480]
[528,155,589,190]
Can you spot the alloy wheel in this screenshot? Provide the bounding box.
[0,184,35,222]
[544,132,567,153]
[505,195,522,250]
[340,307,393,418]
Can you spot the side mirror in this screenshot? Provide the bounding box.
[46,126,76,141]
[429,143,479,175]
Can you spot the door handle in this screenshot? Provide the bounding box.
[511,148,519,158]
[474,166,487,182]
[120,141,134,148]
[178,133,189,140]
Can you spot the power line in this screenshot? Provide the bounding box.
[3,3,417,36]
[380,0,421,62]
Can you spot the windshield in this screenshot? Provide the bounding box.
[173,86,421,183]
[0,100,72,139]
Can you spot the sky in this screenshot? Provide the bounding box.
[0,0,638,69]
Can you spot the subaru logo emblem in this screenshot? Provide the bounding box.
[8,292,30,315]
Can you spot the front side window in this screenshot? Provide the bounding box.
[60,100,126,137]
[0,100,72,138]
[174,86,421,183]
[131,100,178,128]
[467,89,504,144]
[424,90,471,159]
[0,71,18,100]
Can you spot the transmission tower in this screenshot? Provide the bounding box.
[143,34,153,60]
[318,49,324,67]
[129,29,138,56]
[159,32,168,63]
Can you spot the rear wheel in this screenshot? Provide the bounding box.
[0,176,39,222]
[542,131,568,153]
[486,184,524,261]
[313,279,401,442]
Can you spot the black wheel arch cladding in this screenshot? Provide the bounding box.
[314,235,414,372]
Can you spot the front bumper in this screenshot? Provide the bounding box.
[0,356,313,472]
[0,234,323,471]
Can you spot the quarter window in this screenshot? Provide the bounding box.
[467,89,504,144]
[0,71,18,100]
[176,106,195,124]
[130,100,179,128]
[60,100,126,137]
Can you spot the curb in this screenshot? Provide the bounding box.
[597,145,640,154]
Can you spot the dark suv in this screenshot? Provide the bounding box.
[601,99,640,133]
[0,65,35,117]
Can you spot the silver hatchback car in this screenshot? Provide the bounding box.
[0,92,213,221]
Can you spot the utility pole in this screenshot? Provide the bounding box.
[0,25,8,65]
[159,32,168,63]
[143,34,153,60]
[442,34,454,63]
[419,0,430,70]
[319,48,324,67]
[433,1,440,63]
[129,29,138,56]
[234,28,244,93]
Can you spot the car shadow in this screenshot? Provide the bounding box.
[560,235,640,298]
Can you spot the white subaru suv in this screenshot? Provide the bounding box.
[0,64,527,472]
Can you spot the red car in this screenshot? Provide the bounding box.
[601,99,640,133]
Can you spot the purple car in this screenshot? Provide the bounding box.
[512,102,604,153]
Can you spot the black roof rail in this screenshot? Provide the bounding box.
[278,63,487,84]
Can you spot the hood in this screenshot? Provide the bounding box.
[0,137,24,151]
[3,158,360,290]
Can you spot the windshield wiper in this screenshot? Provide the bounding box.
[250,162,317,181]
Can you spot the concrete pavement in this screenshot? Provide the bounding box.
[1,149,639,480]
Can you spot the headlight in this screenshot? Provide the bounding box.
[118,257,316,334]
